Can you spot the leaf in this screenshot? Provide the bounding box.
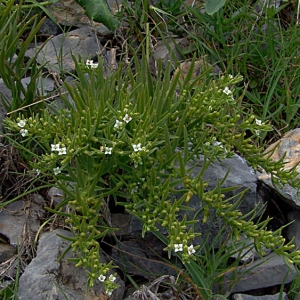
[75,0,120,30]
[205,0,226,15]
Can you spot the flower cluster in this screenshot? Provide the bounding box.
[17,119,28,137]
[114,114,132,131]
[86,59,98,69]
[51,143,67,155]
[174,244,196,255]
[98,273,118,296]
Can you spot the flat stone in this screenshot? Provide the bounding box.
[232,292,288,300]
[0,195,46,247]
[218,254,296,294]
[18,229,125,300]
[47,0,120,34]
[25,27,103,73]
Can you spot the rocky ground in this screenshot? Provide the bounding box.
[1,0,300,299]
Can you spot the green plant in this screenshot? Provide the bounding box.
[0,0,50,115]
[3,53,300,297]
[182,0,300,134]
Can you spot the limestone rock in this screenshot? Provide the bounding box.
[17,229,125,300]
[232,292,288,300]
[259,128,300,209]
[25,27,103,73]
[218,254,296,294]
[0,195,46,247]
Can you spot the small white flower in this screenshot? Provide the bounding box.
[20,129,28,137]
[58,147,67,155]
[108,274,116,282]
[255,119,262,126]
[229,74,233,79]
[98,274,106,282]
[132,143,142,152]
[123,114,132,123]
[255,130,261,136]
[223,87,232,95]
[17,120,26,128]
[114,120,123,130]
[90,62,98,68]
[174,244,183,252]
[34,169,41,176]
[104,147,113,155]
[188,245,196,255]
[51,144,60,152]
[86,59,93,65]
[53,167,61,175]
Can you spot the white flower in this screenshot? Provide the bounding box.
[255,119,262,126]
[223,87,232,95]
[51,144,60,152]
[86,59,98,68]
[108,274,116,282]
[104,147,113,155]
[53,167,61,175]
[114,120,123,130]
[34,169,41,176]
[17,120,26,128]
[123,114,132,123]
[229,74,233,79]
[188,245,196,255]
[58,147,67,155]
[20,129,28,137]
[132,143,142,152]
[98,274,106,282]
[174,244,183,252]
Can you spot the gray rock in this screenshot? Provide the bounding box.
[111,238,179,279]
[218,254,296,294]
[0,242,16,262]
[21,76,56,96]
[287,210,300,249]
[25,27,103,73]
[232,292,288,300]
[0,195,46,247]
[153,38,189,69]
[18,229,125,300]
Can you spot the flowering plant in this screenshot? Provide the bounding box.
[3,57,300,297]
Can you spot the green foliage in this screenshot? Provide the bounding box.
[183,0,300,133]
[75,0,120,30]
[4,54,300,296]
[2,0,300,298]
[0,0,49,115]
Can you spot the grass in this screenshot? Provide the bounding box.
[1,0,300,299]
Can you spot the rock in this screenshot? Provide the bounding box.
[287,210,300,249]
[47,0,120,35]
[47,187,64,207]
[21,76,56,97]
[259,128,300,209]
[153,38,189,69]
[218,254,296,294]
[0,242,16,262]
[0,195,46,247]
[25,27,103,73]
[232,292,288,300]
[17,229,125,300]
[111,238,179,279]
